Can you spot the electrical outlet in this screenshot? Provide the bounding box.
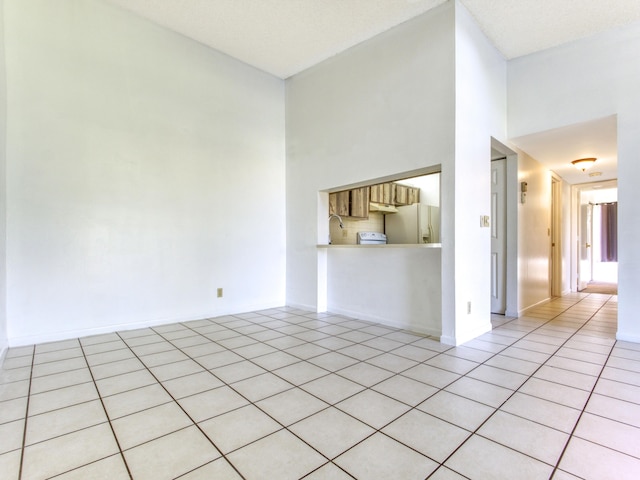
[217,288,223,298]
[342,229,348,237]
[467,301,471,314]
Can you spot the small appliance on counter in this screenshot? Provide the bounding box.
[357,232,387,245]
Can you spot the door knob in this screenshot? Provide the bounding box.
[585,243,591,248]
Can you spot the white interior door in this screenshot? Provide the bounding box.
[491,159,506,314]
[578,203,593,291]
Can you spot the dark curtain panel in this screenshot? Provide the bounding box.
[600,202,618,262]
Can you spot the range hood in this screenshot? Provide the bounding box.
[369,202,398,214]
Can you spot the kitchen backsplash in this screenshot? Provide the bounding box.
[329,212,385,245]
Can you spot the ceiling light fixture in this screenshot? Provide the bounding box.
[571,157,597,172]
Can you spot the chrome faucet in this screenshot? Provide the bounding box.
[328,214,344,244]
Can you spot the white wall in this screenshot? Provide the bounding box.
[516,151,552,312]
[508,21,640,341]
[286,3,456,314]
[4,0,286,345]
[327,246,441,336]
[444,1,507,344]
[0,0,7,358]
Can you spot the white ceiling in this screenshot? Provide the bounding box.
[103,0,640,185]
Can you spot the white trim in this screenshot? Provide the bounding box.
[328,306,441,338]
[518,297,551,317]
[440,321,493,346]
[7,302,283,347]
[616,332,640,344]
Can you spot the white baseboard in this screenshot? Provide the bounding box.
[440,321,493,346]
[518,297,552,317]
[327,306,441,338]
[7,301,285,348]
[616,332,640,344]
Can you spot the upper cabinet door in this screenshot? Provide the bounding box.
[350,186,370,218]
[329,191,349,216]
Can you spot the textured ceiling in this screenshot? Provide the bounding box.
[104,0,640,79]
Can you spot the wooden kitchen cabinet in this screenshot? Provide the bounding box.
[349,186,370,218]
[395,184,420,205]
[329,187,369,219]
[370,183,396,204]
[329,191,349,216]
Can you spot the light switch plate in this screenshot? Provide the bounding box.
[481,215,490,228]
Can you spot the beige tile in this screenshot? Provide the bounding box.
[90,358,145,380]
[501,392,581,433]
[0,379,30,402]
[467,364,528,390]
[334,432,437,480]
[445,376,513,408]
[227,429,326,480]
[307,352,359,372]
[0,366,31,383]
[26,400,107,446]
[425,354,479,375]
[337,344,381,361]
[251,351,301,370]
[445,434,553,480]
[149,359,204,381]
[161,371,223,399]
[84,348,135,367]
[0,419,24,455]
[28,382,99,416]
[94,369,157,397]
[177,386,248,423]
[256,387,328,426]
[124,426,220,480]
[273,361,328,385]
[33,347,83,364]
[445,346,495,363]
[197,350,244,370]
[177,458,243,479]
[29,369,93,395]
[417,390,495,431]
[231,372,293,402]
[337,362,394,387]
[594,378,640,404]
[585,393,640,427]
[427,466,470,480]
[365,352,418,373]
[601,365,640,386]
[52,454,129,480]
[179,342,226,358]
[574,413,640,458]
[139,349,189,368]
[336,389,411,429]
[35,340,80,354]
[372,375,438,406]
[0,396,28,423]
[111,402,192,449]
[232,342,278,359]
[289,407,374,459]
[303,462,353,479]
[103,383,172,419]
[199,404,281,454]
[31,357,87,378]
[390,344,439,362]
[301,374,365,404]
[21,423,119,480]
[558,436,640,480]
[478,410,569,464]
[546,355,604,376]
[0,449,22,480]
[80,339,127,355]
[401,364,460,388]
[211,360,267,384]
[519,377,590,410]
[383,409,469,462]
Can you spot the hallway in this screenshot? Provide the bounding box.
[1,292,638,479]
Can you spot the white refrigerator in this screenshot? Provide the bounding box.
[385,204,440,244]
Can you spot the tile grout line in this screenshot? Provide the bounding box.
[16,346,36,480]
[549,327,619,478]
[426,293,615,478]
[114,331,251,480]
[77,340,134,480]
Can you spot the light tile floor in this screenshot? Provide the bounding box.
[1,292,639,479]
